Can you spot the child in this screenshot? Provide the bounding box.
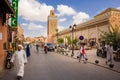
[79,44,87,63]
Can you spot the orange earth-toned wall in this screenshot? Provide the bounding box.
[0,17,7,72]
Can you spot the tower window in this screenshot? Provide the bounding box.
[52,12,54,15]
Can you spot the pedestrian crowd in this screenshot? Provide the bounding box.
[8,40,120,80]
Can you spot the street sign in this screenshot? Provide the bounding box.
[11,0,18,27]
[79,36,84,40]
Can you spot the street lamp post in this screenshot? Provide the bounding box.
[69,24,77,56]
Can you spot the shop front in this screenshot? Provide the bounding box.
[0,0,14,72]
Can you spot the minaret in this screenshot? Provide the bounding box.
[47,9,58,43]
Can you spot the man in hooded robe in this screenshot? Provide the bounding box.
[11,45,27,80]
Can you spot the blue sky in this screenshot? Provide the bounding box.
[18,0,120,38]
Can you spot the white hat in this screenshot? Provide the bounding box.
[18,44,23,49]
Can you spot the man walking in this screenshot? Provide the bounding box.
[36,44,39,52]
[11,45,27,80]
[106,42,114,64]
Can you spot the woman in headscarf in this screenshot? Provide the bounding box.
[26,44,31,57]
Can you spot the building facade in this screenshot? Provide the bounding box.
[37,36,47,43]
[0,0,14,72]
[47,10,58,43]
[17,24,24,41]
[55,8,120,46]
[25,36,47,43]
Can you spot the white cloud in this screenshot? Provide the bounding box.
[59,18,67,22]
[24,26,47,37]
[58,25,65,31]
[39,29,47,37]
[28,23,44,30]
[19,0,53,22]
[26,30,47,37]
[21,23,28,26]
[72,12,90,24]
[57,4,76,16]
[117,7,120,10]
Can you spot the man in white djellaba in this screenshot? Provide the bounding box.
[106,42,114,64]
[11,45,27,80]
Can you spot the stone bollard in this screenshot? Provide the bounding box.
[95,60,99,64]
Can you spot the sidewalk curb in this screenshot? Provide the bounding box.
[87,61,120,73]
[55,52,120,74]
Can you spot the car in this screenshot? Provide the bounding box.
[46,43,55,51]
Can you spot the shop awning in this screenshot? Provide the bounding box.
[0,0,15,14]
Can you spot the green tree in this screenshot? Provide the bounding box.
[73,37,78,45]
[57,38,64,44]
[66,36,72,45]
[101,25,120,50]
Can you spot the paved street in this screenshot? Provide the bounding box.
[0,47,120,80]
[67,49,120,72]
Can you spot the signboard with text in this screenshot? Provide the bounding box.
[11,0,18,27]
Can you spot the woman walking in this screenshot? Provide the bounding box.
[26,44,31,57]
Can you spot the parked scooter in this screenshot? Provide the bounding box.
[96,46,107,58]
[101,46,107,58]
[116,47,120,60]
[117,47,120,53]
[5,50,13,69]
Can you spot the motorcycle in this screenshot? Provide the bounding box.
[115,47,120,61]
[96,46,107,58]
[117,47,120,53]
[5,50,13,69]
[101,46,107,58]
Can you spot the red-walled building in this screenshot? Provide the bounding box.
[0,0,14,72]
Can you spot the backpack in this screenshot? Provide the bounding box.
[80,47,85,54]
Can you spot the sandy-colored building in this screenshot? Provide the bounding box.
[25,36,47,43]
[0,0,14,72]
[55,8,120,46]
[25,37,34,43]
[17,24,24,41]
[37,36,47,43]
[47,10,58,43]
